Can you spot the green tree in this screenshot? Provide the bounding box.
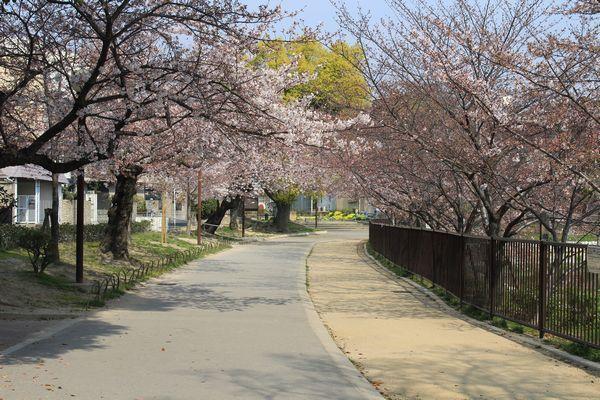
[253,39,370,116]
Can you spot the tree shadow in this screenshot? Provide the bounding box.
[0,319,127,365]
[361,344,599,399]
[111,282,296,313]
[177,352,371,400]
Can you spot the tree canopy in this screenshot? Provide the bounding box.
[253,39,370,116]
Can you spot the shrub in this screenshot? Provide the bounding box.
[135,195,147,213]
[131,220,152,233]
[0,224,32,251]
[202,199,219,218]
[59,220,151,242]
[18,229,52,273]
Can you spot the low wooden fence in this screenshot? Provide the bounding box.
[369,222,600,349]
[87,240,225,306]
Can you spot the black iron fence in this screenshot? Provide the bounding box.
[369,222,600,349]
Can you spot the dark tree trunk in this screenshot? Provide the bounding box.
[102,164,143,260]
[273,201,291,232]
[203,196,240,234]
[49,173,60,261]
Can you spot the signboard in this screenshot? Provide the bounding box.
[244,197,259,211]
[588,246,600,274]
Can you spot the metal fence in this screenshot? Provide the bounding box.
[369,222,600,349]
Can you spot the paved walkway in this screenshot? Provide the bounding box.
[307,240,599,400]
[0,229,381,400]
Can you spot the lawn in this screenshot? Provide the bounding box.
[216,219,315,238]
[0,232,227,312]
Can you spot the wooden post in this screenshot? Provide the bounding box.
[161,191,167,244]
[76,170,84,283]
[314,197,319,229]
[241,195,246,238]
[197,170,202,245]
[186,178,191,236]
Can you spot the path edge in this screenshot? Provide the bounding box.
[0,317,83,358]
[300,242,385,400]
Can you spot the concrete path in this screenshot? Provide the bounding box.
[307,240,599,400]
[0,228,381,400]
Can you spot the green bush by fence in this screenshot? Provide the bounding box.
[0,220,152,251]
[0,224,32,251]
[59,220,151,242]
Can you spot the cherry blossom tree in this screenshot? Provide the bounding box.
[0,0,282,172]
[334,0,598,239]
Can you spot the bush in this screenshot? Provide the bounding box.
[201,199,219,219]
[0,220,153,251]
[18,229,52,273]
[135,195,147,213]
[323,210,366,221]
[59,220,152,242]
[0,224,31,251]
[131,220,152,233]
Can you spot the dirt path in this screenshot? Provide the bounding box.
[307,240,598,400]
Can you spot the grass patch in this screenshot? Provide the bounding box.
[366,242,600,364]
[0,231,229,311]
[216,219,316,237]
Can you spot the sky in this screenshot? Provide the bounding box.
[243,0,392,34]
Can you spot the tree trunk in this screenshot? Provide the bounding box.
[203,196,240,234]
[101,164,143,260]
[273,201,291,232]
[49,173,60,261]
[229,200,243,230]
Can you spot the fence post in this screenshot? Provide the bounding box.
[538,241,547,339]
[459,235,465,308]
[489,237,496,319]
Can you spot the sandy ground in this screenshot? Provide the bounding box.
[307,240,599,400]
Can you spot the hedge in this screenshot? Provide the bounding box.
[59,220,152,242]
[0,224,32,251]
[0,220,152,251]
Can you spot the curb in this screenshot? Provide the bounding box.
[215,230,327,243]
[263,230,327,240]
[301,242,385,400]
[362,242,600,375]
[0,317,84,357]
[0,312,82,321]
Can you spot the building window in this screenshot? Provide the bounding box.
[17,195,36,223]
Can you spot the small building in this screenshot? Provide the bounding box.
[0,165,68,225]
[291,194,376,214]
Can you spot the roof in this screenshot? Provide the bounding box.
[0,165,69,184]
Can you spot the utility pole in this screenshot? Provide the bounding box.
[197,170,202,245]
[173,187,176,231]
[75,169,84,283]
[186,178,191,236]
